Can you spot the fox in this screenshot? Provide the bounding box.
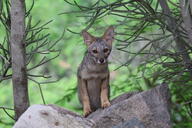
[77,26,115,117]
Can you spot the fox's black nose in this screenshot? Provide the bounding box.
[99,58,104,63]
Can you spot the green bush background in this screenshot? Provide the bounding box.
[0,0,191,127]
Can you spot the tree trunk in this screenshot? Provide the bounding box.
[159,0,192,77]
[10,0,29,120]
[180,0,192,46]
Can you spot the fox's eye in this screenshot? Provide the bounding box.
[92,49,98,54]
[103,48,109,53]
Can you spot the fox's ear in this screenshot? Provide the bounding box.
[102,26,115,46]
[82,30,95,46]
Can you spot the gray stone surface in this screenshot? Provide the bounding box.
[88,83,171,128]
[13,105,95,128]
[13,84,171,128]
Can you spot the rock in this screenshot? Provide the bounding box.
[88,83,171,128]
[13,104,95,128]
[13,83,171,128]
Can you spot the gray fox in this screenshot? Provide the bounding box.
[77,26,115,117]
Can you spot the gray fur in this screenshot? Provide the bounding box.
[77,38,111,110]
[77,26,114,115]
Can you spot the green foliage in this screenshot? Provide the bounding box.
[0,0,192,128]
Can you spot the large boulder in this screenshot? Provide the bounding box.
[13,84,171,128]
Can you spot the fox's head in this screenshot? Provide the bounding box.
[82,26,115,64]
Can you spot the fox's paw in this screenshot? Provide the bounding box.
[83,106,92,117]
[101,100,111,108]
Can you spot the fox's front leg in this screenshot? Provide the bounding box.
[101,77,111,108]
[79,78,92,117]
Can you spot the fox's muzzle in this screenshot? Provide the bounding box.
[97,58,106,64]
